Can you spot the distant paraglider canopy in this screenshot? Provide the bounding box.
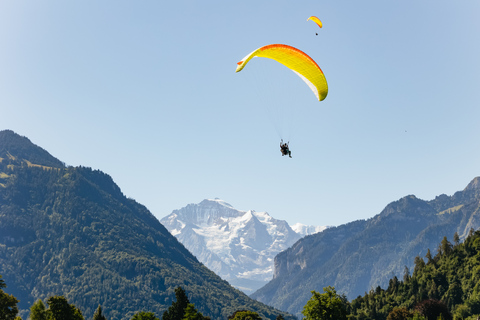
[307,16,323,29]
[235,44,328,101]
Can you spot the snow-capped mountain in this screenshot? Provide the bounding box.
[291,223,327,235]
[160,198,327,294]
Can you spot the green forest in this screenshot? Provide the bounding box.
[1,283,216,320]
[0,130,293,320]
[3,229,480,320]
[346,229,480,320]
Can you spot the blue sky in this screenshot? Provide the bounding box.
[1,1,480,227]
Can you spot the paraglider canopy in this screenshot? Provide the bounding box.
[236,44,328,101]
[307,16,323,29]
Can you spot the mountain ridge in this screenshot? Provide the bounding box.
[161,199,326,294]
[251,176,480,318]
[0,130,65,168]
[0,130,294,320]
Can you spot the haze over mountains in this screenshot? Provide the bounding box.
[160,199,326,294]
[0,130,293,320]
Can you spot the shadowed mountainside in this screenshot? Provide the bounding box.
[0,130,294,320]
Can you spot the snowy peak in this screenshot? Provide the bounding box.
[160,199,328,294]
[239,211,273,251]
[291,223,328,236]
[207,198,235,209]
[165,198,244,229]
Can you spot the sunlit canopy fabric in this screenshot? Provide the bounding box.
[236,44,328,101]
[307,16,323,29]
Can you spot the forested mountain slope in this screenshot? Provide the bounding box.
[348,229,480,320]
[0,130,293,320]
[252,176,480,318]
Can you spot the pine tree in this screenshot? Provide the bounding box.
[425,249,433,264]
[453,232,460,246]
[162,287,190,320]
[93,305,106,320]
[46,296,84,320]
[467,228,475,238]
[182,304,208,320]
[30,299,47,320]
[403,266,411,282]
[0,275,19,320]
[413,255,425,276]
[438,237,452,257]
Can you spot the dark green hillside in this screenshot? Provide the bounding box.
[349,229,480,320]
[0,130,293,320]
[0,130,64,168]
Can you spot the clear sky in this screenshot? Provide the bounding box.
[1,1,480,227]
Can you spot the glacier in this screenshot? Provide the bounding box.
[160,198,327,294]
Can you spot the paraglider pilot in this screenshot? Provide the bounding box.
[280,139,292,158]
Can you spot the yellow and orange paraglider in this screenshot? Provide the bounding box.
[236,44,328,101]
[307,16,322,29]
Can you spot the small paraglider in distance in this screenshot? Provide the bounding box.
[307,16,322,35]
[280,139,292,158]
